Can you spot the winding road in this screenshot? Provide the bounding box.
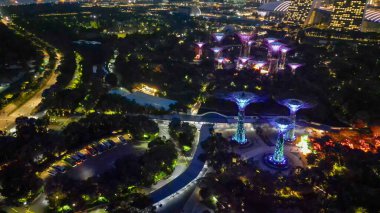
[0,19,62,131]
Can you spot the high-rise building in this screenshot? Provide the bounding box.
[367,0,380,6]
[329,0,367,31]
[284,0,322,26]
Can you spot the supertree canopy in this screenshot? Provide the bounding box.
[210,47,223,57]
[237,32,253,44]
[237,56,250,70]
[269,42,284,55]
[278,98,313,141]
[264,117,293,169]
[288,63,303,75]
[226,92,266,144]
[238,32,253,57]
[195,42,205,48]
[194,42,205,61]
[265,37,277,44]
[213,32,225,43]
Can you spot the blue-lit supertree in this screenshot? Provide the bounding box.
[226,92,265,145]
[278,99,313,142]
[264,117,293,169]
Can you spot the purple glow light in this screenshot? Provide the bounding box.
[195,42,205,48]
[238,32,253,43]
[210,47,223,53]
[248,40,255,46]
[265,37,277,44]
[281,47,290,53]
[213,33,225,42]
[226,91,266,110]
[239,57,250,63]
[216,57,224,63]
[288,63,302,70]
[278,98,313,113]
[270,42,283,53]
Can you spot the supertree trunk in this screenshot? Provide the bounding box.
[285,112,296,141]
[233,109,247,144]
[273,132,285,163]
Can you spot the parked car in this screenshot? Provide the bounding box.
[53,165,66,173]
[118,136,128,144]
[64,157,77,167]
[86,146,97,156]
[91,145,102,154]
[71,155,82,162]
[76,152,87,160]
[103,140,116,149]
[48,169,57,176]
[94,144,107,153]
[107,139,117,147]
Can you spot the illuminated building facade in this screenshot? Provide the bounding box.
[285,0,321,26]
[329,0,367,31]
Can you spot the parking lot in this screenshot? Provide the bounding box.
[39,133,148,180]
[67,139,148,180]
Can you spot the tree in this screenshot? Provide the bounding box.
[0,162,43,204]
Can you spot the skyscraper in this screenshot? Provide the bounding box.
[367,0,380,6]
[284,0,322,26]
[329,0,367,31]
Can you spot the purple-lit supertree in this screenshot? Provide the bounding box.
[279,47,290,70]
[210,47,223,58]
[226,92,265,145]
[265,37,277,57]
[237,32,253,57]
[267,42,283,74]
[278,99,313,142]
[236,56,250,70]
[213,32,225,44]
[216,57,225,70]
[265,37,277,44]
[194,42,205,61]
[288,63,302,75]
[264,117,293,169]
[211,47,223,70]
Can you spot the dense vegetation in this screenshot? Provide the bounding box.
[199,133,380,212]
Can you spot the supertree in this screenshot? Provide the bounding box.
[226,92,266,145]
[288,63,302,75]
[265,37,277,44]
[264,117,293,169]
[265,37,277,57]
[236,56,250,70]
[267,42,283,74]
[237,32,253,57]
[279,47,290,70]
[278,99,313,141]
[216,57,225,70]
[194,42,205,61]
[213,32,225,43]
[210,47,223,58]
